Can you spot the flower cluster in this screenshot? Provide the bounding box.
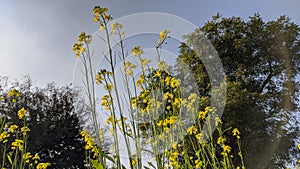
[123,61,137,76]
[80,130,99,158]
[0,106,50,168]
[72,32,92,58]
[95,69,113,85]
[232,128,241,139]
[36,162,51,169]
[93,6,112,30]
[17,107,29,119]
[0,131,10,143]
[131,46,144,57]
[111,22,124,36]
[7,89,21,103]
[158,30,170,45]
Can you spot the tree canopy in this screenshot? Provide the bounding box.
[178,13,300,169]
[0,77,86,169]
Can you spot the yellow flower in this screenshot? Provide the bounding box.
[198,110,207,120]
[195,159,203,168]
[93,6,110,23]
[187,126,197,135]
[131,46,144,57]
[101,94,112,111]
[18,108,29,119]
[215,116,223,126]
[105,115,114,125]
[77,32,92,44]
[123,61,136,76]
[158,30,170,44]
[196,133,203,141]
[21,126,30,135]
[81,130,99,157]
[221,145,231,156]
[7,89,21,97]
[157,61,168,71]
[163,92,173,100]
[170,78,180,88]
[131,158,138,166]
[9,125,18,133]
[36,162,51,169]
[32,153,40,164]
[0,131,10,143]
[72,43,85,58]
[140,58,151,67]
[232,128,241,139]
[23,152,32,163]
[217,136,226,144]
[104,83,114,91]
[154,70,161,77]
[11,139,24,151]
[111,22,123,35]
[96,72,104,84]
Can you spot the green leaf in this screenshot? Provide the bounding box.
[99,150,115,163]
[7,154,12,165]
[91,159,104,169]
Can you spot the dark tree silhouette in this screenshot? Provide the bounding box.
[0,77,86,169]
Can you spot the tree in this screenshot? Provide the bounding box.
[178,13,300,168]
[0,77,86,169]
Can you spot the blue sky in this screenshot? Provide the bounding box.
[0,0,299,86]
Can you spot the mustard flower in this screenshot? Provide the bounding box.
[131,46,144,57]
[232,128,241,139]
[157,61,168,71]
[23,152,32,163]
[198,110,207,120]
[77,32,92,44]
[96,72,104,84]
[217,136,226,145]
[221,145,231,156]
[93,6,110,23]
[195,133,203,141]
[187,126,197,135]
[11,139,24,151]
[103,83,114,91]
[17,108,29,119]
[7,89,21,97]
[21,126,30,135]
[9,125,18,133]
[101,94,112,111]
[170,78,180,88]
[195,159,203,168]
[81,130,99,158]
[154,70,161,77]
[215,116,223,126]
[32,153,40,164]
[105,115,114,126]
[123,61,136,76]
[158,30,170,44]
[140,58,151,67]
[131,98,138,109]
[0,131,10,143]
[111,22,123,35]
[72,43,85,58]
[36,162,51,169]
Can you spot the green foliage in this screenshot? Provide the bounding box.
[0,77,86,169]
[179,13,300,168]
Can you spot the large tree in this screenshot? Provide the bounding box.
[178,13,300,168]
[0,77,86,169]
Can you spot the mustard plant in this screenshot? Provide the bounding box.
[0,89,50,169]
[74,5,245,169]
